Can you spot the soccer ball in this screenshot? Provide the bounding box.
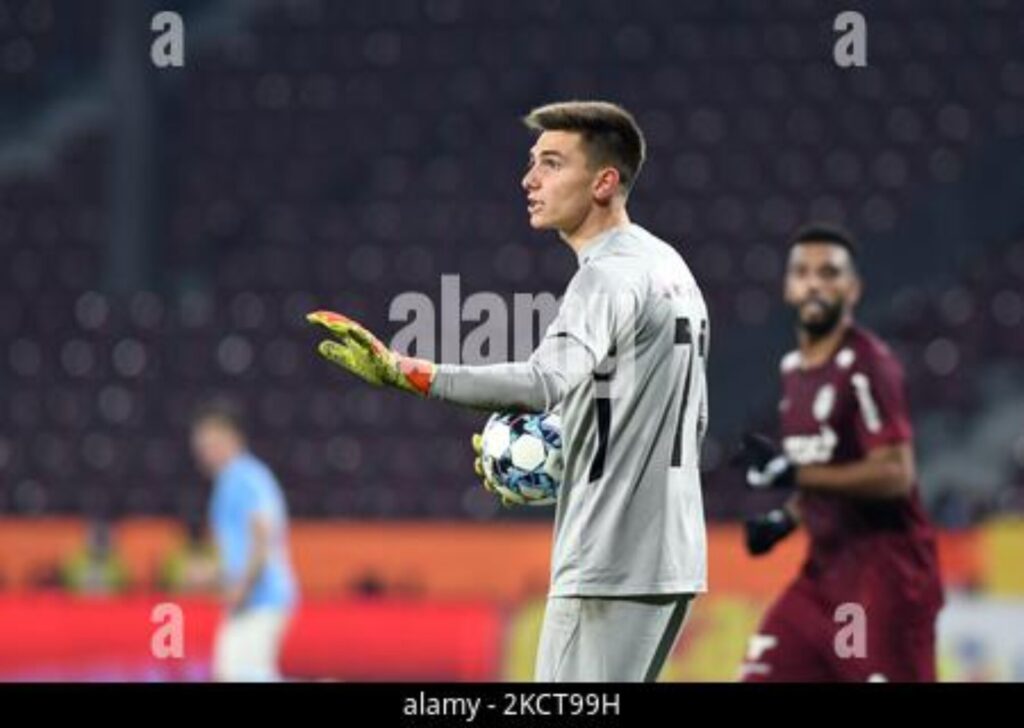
[479,411,563,506]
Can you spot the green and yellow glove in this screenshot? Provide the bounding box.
[307,310,436,396]
[472,432,519,508]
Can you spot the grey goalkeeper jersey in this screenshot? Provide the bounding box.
[430,223,709,597]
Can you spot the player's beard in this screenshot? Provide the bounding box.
[796,296,845,340]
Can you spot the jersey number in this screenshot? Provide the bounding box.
[671,316,707,467]
[588,345,615,482]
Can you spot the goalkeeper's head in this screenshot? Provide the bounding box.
[190,397,248,478]
[521,100,645,239]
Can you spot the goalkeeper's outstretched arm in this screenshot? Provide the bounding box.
[429,330,597,412]
[309,266,626,413]
[307,309,600,413]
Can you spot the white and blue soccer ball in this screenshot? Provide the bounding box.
[480,411,563,506]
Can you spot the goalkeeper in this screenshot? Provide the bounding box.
[308,101,710,683]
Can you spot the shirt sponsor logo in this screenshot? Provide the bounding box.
[783,426,838,464]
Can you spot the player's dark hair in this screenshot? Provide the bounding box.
[787,222,860,266]
[523,100,646,195]
[190,396,247,438]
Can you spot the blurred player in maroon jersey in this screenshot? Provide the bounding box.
[733,223,944,682]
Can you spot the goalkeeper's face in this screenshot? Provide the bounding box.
[521,130,609,233]
[783,242,861,340]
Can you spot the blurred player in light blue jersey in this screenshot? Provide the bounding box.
[190,399,298,682]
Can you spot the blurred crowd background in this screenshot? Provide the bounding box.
[1,0,1023,681]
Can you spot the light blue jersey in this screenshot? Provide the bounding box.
[209,452,298,611]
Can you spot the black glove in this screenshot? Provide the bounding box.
[745,508,798,557]
[731,432,797,490]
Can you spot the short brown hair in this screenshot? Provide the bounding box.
[523,100,646,195]
[190,396,247,438]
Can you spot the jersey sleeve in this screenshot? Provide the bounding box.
[850,345,913,451]
[210,477,248,578]
[428,264,636,412]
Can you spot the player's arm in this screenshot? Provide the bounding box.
[225,513,271,613]
[306,310,598,412]
[432,267,633,411]
[740,348,916,499]
[796,442,915,498]
[801,346,917,498]
[428,326,598,411]
[737,436,915,499]
[307,266,628,412]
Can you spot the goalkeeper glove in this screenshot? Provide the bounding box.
[744,508,798,556]
[731,432,797,490]
[471,432,518,508]
[307,310,436,396]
